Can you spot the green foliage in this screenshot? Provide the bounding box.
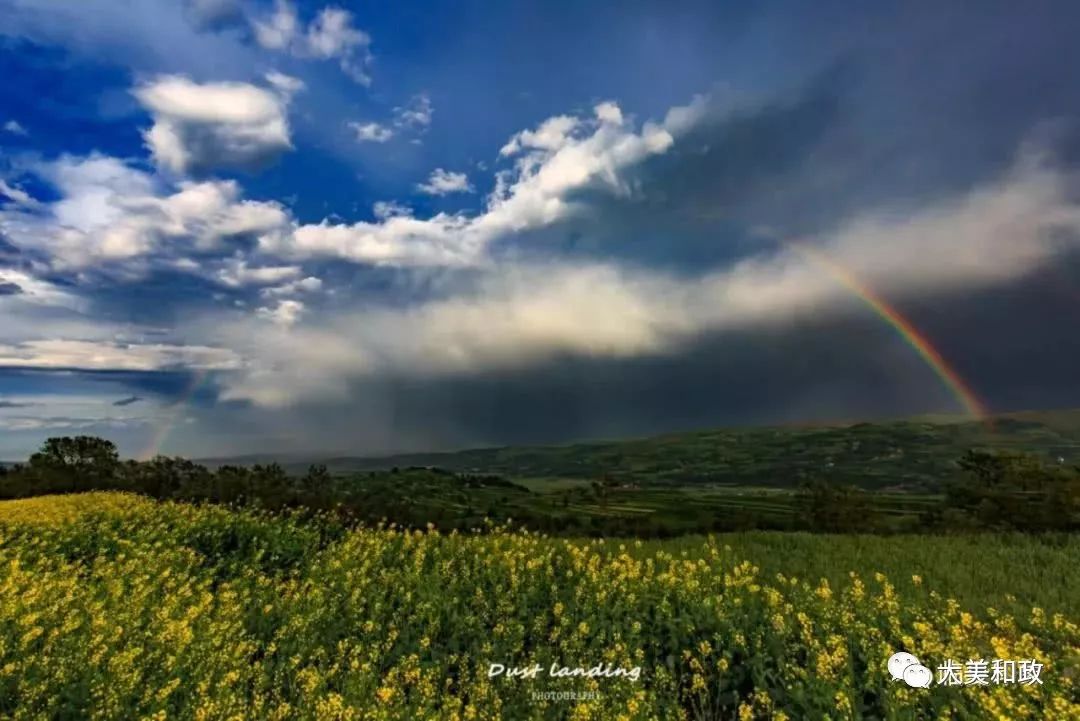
[25,436,120,492]
[943,450,1080,531]
[795,479,881,532]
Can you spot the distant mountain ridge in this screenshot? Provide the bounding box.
[195,408,1080,490]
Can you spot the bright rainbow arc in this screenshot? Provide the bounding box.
[790,243,990,422]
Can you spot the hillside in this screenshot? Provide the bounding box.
[264,409,1080,490]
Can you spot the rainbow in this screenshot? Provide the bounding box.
[790,242,990,422]
[138,244,991,458]
[140,368,211,460]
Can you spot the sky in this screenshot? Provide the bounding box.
[2,0,1080,460]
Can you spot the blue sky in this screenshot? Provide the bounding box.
[2,0,1080,459]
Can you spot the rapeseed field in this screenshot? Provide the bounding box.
[0,493,1076,720]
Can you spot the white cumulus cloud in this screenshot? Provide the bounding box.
[1,154,290,270]
[252,1,373,84]
[256,298,305,327]
[216,260,302,288]
[349,121,393,143]
[133,75,295,174]
[266,98,694,266]
[417,168,473,196]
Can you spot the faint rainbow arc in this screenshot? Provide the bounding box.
[790,243,990,422]
[140,368,212,460]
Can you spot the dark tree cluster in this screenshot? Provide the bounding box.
[1,436,335,511]
[940,450,1080,531]
[795,451,1080,533]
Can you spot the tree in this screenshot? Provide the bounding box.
[301,463,331,489]
[127,456,213,498]
[249,463,293,508]
[945,450,1080,531]
[796,479,881,533]
[28,436,120,493]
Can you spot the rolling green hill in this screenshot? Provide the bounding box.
[265,408,1080,491]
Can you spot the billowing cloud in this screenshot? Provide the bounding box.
[133,75,295,174]
[215,259,301,288]
[417,168,473,196]
[499,115,581,157]
[3,80,1079,449]
[1,154,290,270]
[264,98,694,266]
[252,1,372,84]
[213,151,1080,406]
[274,211,476,267]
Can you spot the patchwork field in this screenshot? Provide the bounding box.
[1,493,1077,720]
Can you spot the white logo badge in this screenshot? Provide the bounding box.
[888,652,931,687]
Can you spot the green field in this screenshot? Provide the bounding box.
[1,493,1077,720]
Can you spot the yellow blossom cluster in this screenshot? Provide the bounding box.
[0,493,1076,720]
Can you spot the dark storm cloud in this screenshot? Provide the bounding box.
[265,270,1080,457]
[255,328,947,456]
[0,281,22,296]
[901,251,1080,413]
[536,0,1080,273]
[112,395,143,407]
[542,69,848,270]
[195,208,1080,460]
